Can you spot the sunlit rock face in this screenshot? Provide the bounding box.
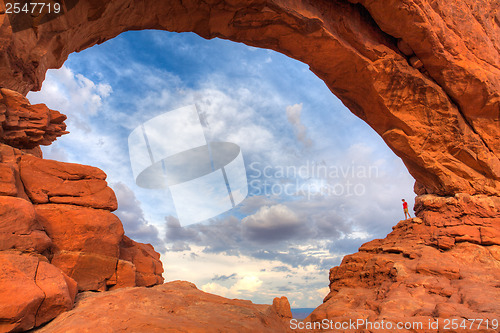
[0,0,498,332]
[0,89,67,149]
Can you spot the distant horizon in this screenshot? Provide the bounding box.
[291,308,316,320]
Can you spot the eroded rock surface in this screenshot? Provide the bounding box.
[34,281,293,333]
[0,196,51,253]
[20,154,118,210]
[0,251,76,332]
[119,235,164,287]
[0,89,67,149]
[36,204,124,291]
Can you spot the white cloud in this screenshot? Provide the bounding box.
[286,103,312,147]
[243,204,300,229]
[201,282,233,298]
[242,204,304,242]
[232,275,263,293]
[112,182,166,252]
[201,275,263,298]
[316,286,330,300]
[29,66,112,118]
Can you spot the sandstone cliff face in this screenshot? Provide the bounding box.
[0,0,499,332]
[0,90,164,332]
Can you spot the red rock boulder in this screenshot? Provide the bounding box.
[119,235,164,287]
[0,196,51,253]
[34,203,163,292]
[0,251,76,332]
[20,155,118,211]
[0,143,37,200]
[0,0,499,197]
[35,204,124,291]
[305,194,500,332]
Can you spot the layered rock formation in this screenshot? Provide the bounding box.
[0,0,499,332]
[0,90,163,332]
[0,88,67,149]
[35,281,293,333]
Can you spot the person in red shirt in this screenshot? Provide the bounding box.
[402,199,411,219]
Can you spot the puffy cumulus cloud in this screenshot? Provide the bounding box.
[164,199,351,269]
[140,86,298,169]
[201,282,233,298]
[165,215,199,251]
[28,66,112,120]
[232,275,263,293]
[27,66,131,187]
[286,103,312,147]
[242,204,304,242]
[237,195,277,215]
[202,275,263,298]
[112,182,166,253]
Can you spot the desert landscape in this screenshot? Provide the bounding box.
[0,0,499,332]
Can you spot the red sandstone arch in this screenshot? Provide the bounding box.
[1,1,500,331]
[0,0,499,197]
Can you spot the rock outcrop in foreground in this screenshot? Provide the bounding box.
[34,281,293,333]
[0,0,499,332]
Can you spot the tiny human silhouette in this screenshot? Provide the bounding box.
[402,199,412,219]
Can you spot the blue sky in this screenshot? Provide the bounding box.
[28,30,415,308]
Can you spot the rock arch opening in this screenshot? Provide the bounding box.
[27,28,417,310]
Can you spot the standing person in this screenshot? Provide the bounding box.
[402,199,411,219]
